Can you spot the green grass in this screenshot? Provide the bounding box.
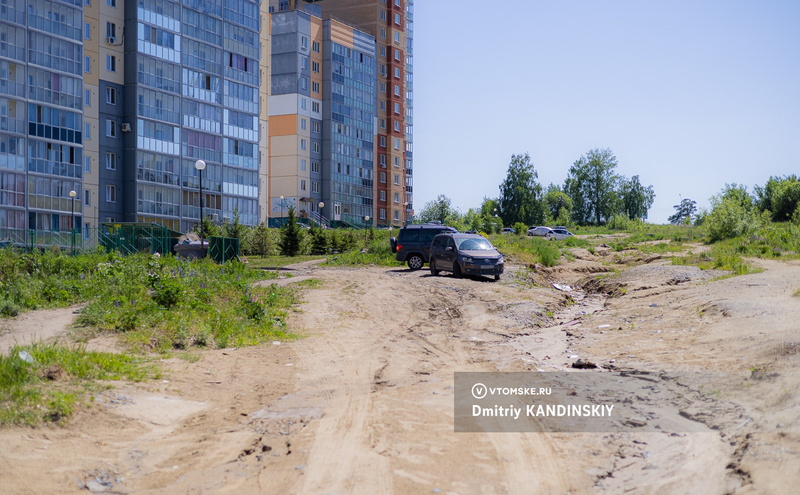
[324,236,403,267]
[0,343,159,426]
[246,255,327,270]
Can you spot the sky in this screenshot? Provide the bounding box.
[411,0,800,224]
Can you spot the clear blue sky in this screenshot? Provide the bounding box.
[412,0,800,224]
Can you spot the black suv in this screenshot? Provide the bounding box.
[390,223,458,270]
[429,232,504,280]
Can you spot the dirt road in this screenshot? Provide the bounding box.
[1,252,800,494]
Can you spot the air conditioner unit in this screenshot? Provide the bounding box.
[120,123,131,132]
[107,36,116,44]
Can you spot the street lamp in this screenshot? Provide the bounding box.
[403,201,409,227]
[194,159,206,244]
[279,195,285,227]
[364,215,370,246]
[69,190,76,253]
[318,201,324,228]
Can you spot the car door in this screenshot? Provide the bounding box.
[442,236,457,271]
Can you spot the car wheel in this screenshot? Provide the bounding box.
[430,258,440,276]
[407,254,424,270]
[452,261,462,278]
[494,274,501,281]
[390,236,397,254]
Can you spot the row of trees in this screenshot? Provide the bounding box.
[419,148,655,229]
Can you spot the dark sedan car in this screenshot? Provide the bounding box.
[429,233,504,280]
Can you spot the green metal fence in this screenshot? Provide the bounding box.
[0,223,181,255]
[208,235,240,263]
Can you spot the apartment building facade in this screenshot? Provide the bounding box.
[0,0,413,238]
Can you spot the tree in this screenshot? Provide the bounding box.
[668,198,698,225]
[755,175,800,222]
[418,195,460,224]
[498,153,544,226]
[543,185,573,223]
[222,207,247,240]
[564,148,622,225]
[620,175,655,220]
[278,207,303,256]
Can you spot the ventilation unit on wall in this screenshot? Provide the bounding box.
[120,123,131,132]
[107,36,116,44]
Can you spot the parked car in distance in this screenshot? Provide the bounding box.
[527,226,554,237]
[429,233,504,280]
[390,223,458,270]
[546,228,575,240]
[501,227,515,235]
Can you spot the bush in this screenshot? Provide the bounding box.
[513,222,528,236]
[705,198,764,243]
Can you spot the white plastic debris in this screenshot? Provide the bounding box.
[17,350,34,364]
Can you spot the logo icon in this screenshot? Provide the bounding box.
[472,383,487,399]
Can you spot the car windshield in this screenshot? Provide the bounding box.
[456,237,494,251]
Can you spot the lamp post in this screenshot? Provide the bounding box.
[318,201,324,228]
[279,195,285,227]
[403,201,409,227]
[364,215,370,246]
[69,190,76,253]
[194,159,206,245]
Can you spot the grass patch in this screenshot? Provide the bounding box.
[246,255,327,270]
[0,343,159,426]
[324,236,403,267]
[490,235,562,267]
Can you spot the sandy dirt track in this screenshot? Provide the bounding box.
[1,251,800,494]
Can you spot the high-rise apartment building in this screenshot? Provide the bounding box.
[314,0,414,228]
[0,0,413,240]
[269,2,377,227]
[1,0,85,235]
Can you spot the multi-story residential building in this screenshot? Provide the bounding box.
[0,0,413,240]
[314,0,414,228]
[269,1,376,228]
[1,0,264,241]
[1,0,85,236]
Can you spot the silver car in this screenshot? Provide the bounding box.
[546,228,575,240]
[527,226,554,237]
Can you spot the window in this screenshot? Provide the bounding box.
[300,139,307,151]
[84,123,91,140]
[394,156,400,167]
[379,119,386,129]
[380,208,386,220]
[312,82,320,93]
[379,190,386,201]
[301,98,307,110]
[312,41,320,53]
[394,13,401,25]
[85,89,91,106]
[84,56,91,73]
[312,121,321,133]
[313,142,320,153]
[380,28,386,39]
[84,23,91,40]
[107,0,116,6]
[312,61,319,73]
[380,46,386,57]
[394,210,400,221]
[84,190,90,206]
[301,36,308,49]
[379,136,386,147]
[380,64,387,76]
[380,154,387,167]
[312,181,319,193]
[393,120,401,132]
[301,118,307,130]
[393,192,400,203]
[312,101,320,113]
[311,161,320,173]
[394,85,400,96]
[106,185,116,202]
[393,138,400,150]
[394,102,401,114]
[106,119,116,138]
[106,87,116,104]
[84,156,91,173]
[379,172,386,183]
[105,152,117,170]
[380,82,387,93]
[300,179,306,191]
[394,67,401,78]
[106,55,116,72]
[380,10,387,20]
[300,159,307,171]
[394,32,401,43]
[393,174,400,185]
[106,22,116,39]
